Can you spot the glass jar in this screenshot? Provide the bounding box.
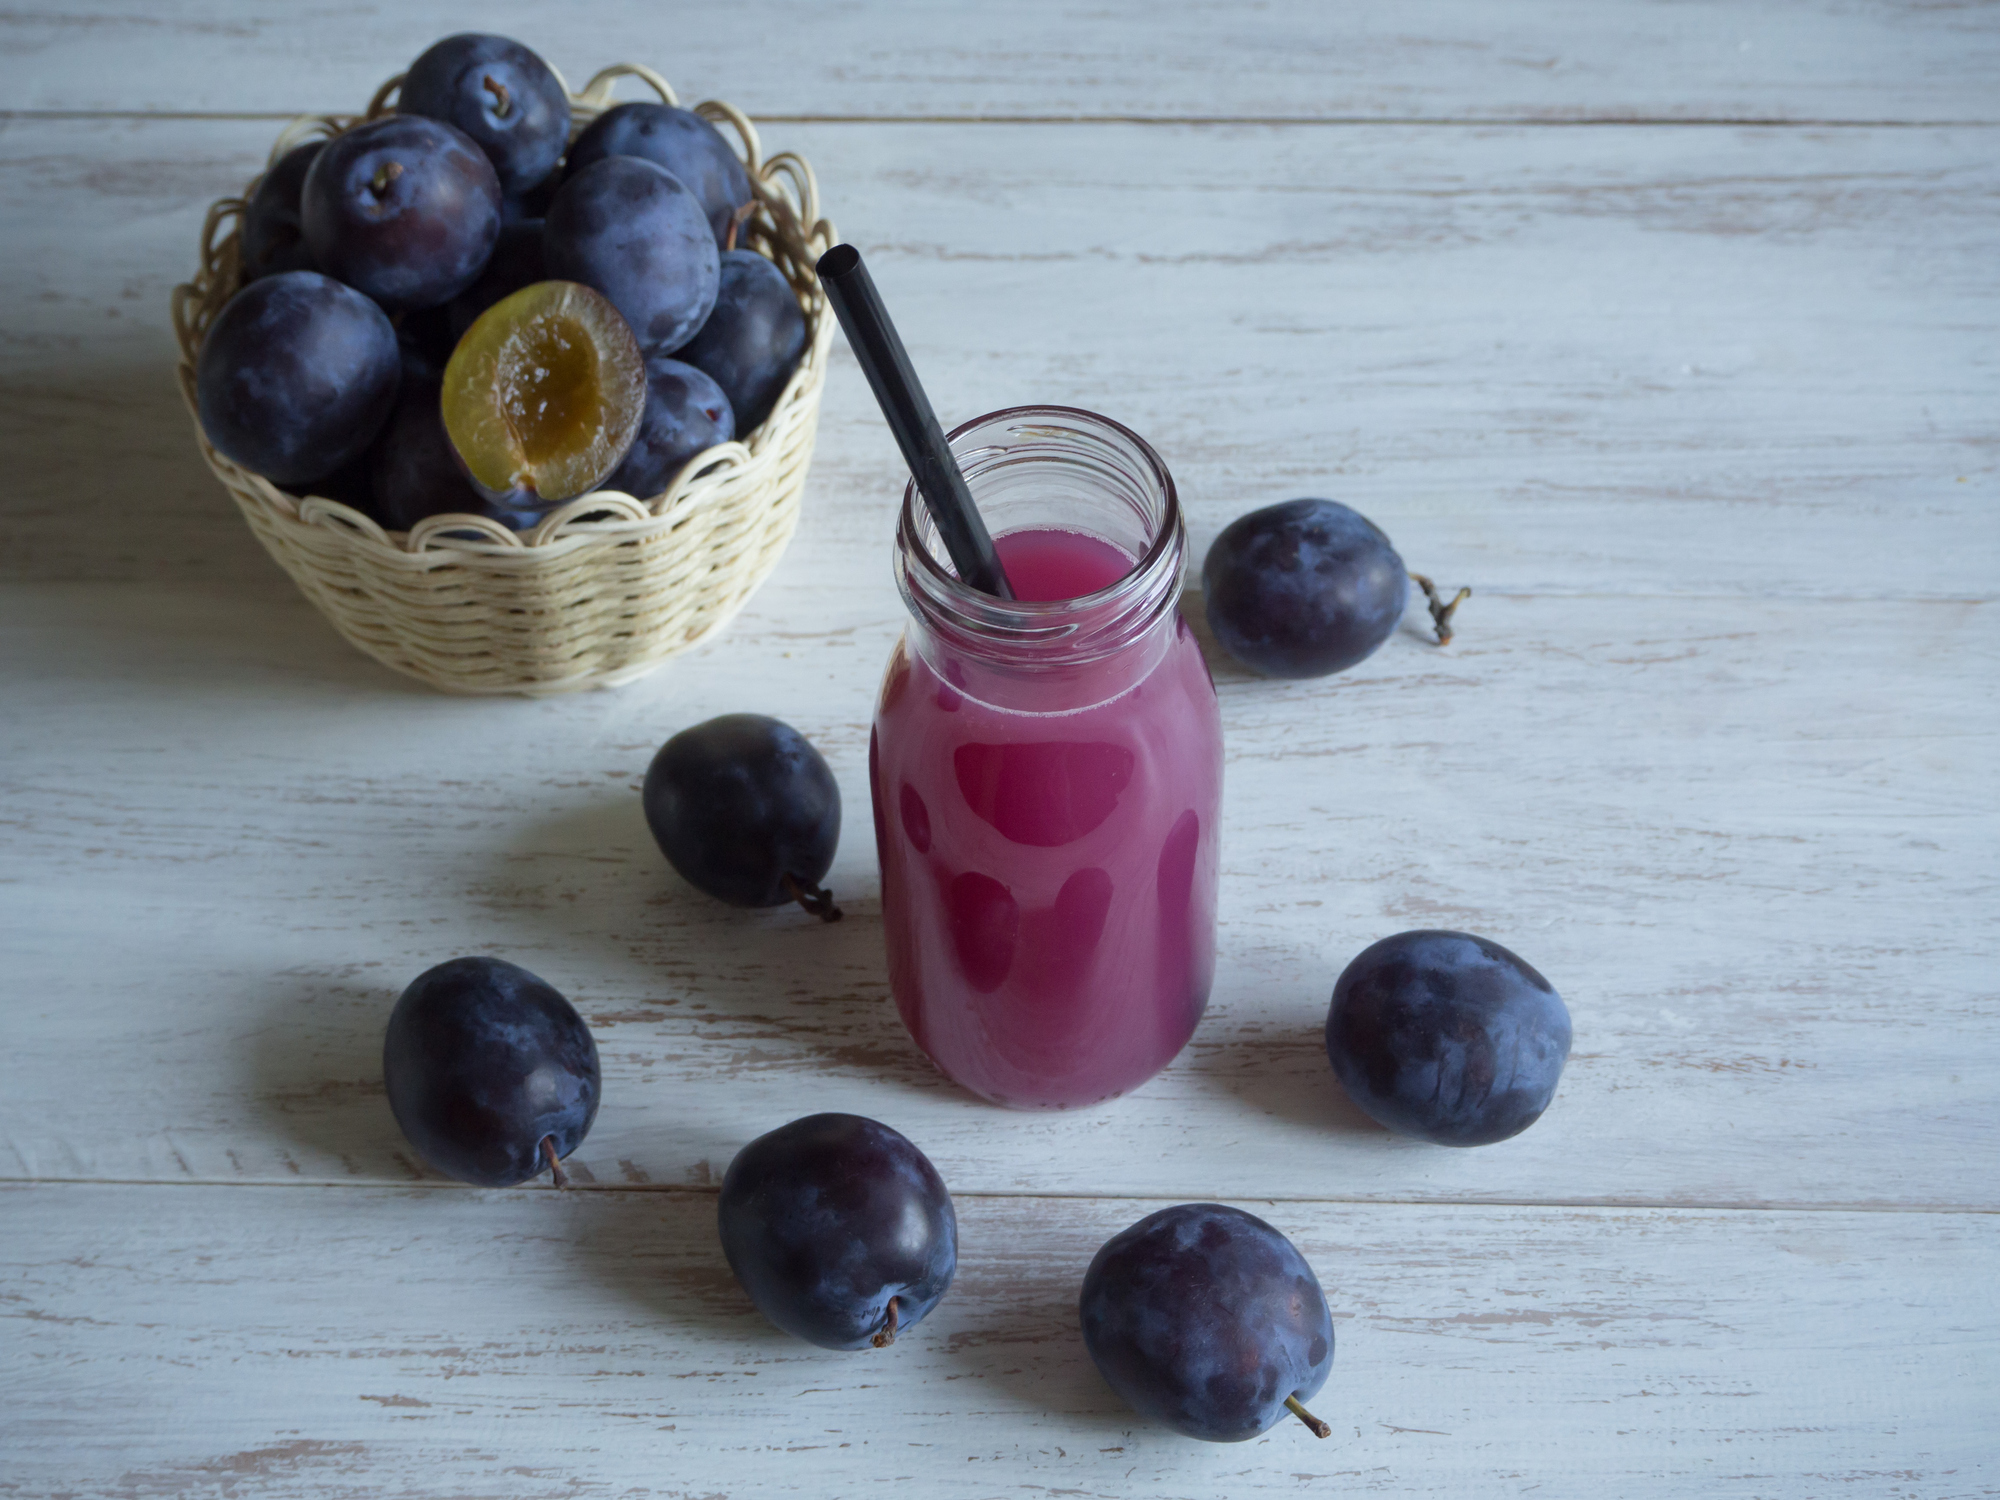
[868,406,1222,1108]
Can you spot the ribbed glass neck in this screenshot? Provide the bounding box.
[893,406,1185,713]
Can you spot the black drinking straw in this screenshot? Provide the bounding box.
[815,244,1015,599]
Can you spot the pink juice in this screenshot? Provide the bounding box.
[870,526,1222,1108]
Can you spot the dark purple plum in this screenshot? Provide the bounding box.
[240,141,323,280]
[674,250,806,432]
[446,219,547,340]
[563,101,754,248]
[1203,498,1408,678]
[398,33,570,194]
[642,713,841,919]
[1079,1203,1335,1443]
[396,301,459,382]
[383,956,600,1188]
[1327,930,1571,1147]
[371,377,543,532]
[195,270,400,484]
[718,1113,957,1350]
[601,356,734,498]
[545,155,719,354]
[302,114,502,310]
[501,173,557,224]
[284,452,375,516]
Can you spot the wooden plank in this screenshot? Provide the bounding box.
[5,1184,1993,1497]
[4,116,1996,601]
[4,582,1994,1207]
[5,0,1999,123]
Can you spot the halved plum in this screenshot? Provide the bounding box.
[441,280,647,508]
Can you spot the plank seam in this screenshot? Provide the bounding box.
[4,1177,1994,1213]
[3,109,1998,128]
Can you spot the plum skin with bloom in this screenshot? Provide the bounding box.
[562,101,754,248]
[1202,498,1409,678]
[602,356,735,498]
[544,155,719,354]
[642,713,839,910]
[397,32,570,195]
[1079,1202,1335,1442]
[675,249,807,433]
[717,1113,957,1350]
[301,113,502,311]
[195,269,401,485]
[381,955,600,1187]
[1326,929,1572,1146]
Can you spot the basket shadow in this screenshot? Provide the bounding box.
[5,360,439,695]
[491,796,951,1106]
[3,362,280,590]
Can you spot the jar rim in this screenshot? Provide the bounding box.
[896,404,1181,624]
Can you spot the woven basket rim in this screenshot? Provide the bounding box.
[171,63,837,562]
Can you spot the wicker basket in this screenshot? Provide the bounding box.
[172,63,837,695]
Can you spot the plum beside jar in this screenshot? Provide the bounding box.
[869,407,1222,1108]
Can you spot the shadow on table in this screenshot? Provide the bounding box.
[549,1189,800,1352]
[1180,976,1391,1140]
[1180,579,1462,682]
[939,1271,1135,1435]
[490,797,958,1110]
[2,360,435,699]
[242,971,426,1180]
[1177,587,1264,687]
[6,362,277,589]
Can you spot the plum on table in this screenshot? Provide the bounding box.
[718,1113,957,1350]
[302,114,501,311]
[382,956,600,1188]
[562,100,754,249]
[1202,498,1409,678]
[440,279,647,508]
[544,155,719,354]
[642,713,841,919]
[397,32,570,195]
[674,249,806,433]
[1079,1203,1335,1442]
[195,269,401,485]
[1326,929,1572,1146]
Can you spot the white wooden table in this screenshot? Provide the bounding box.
[5,4,1997,1494]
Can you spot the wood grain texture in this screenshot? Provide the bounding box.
[4,10,1998,1490]
[4,582,1993,1205]
[5,1183,1994,1498]
[4,118,1996,599]
[4,0,1999,122]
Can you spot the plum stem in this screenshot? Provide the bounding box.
[1410,572,1471,646]
[368,160,404,199]
[781,872,843,923]
[483,75,513,119]
[541,1135,569,1189]
[1284,1395,1331,1439]
[871,1296,899,1348]
[726,201,756,253]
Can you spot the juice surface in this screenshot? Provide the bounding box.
[870,528,1222,1108]
[989,527,1134,601]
